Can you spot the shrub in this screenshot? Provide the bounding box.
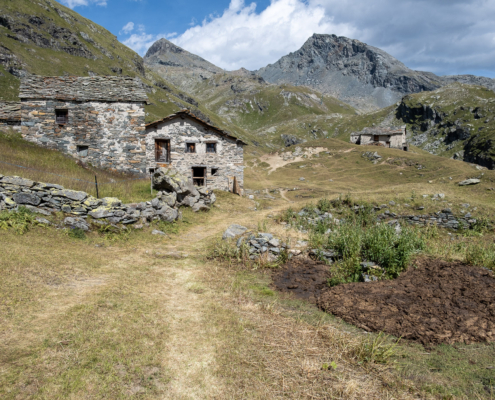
[465,243,495,271]
[68,227,86,240]
[0,206,36,234]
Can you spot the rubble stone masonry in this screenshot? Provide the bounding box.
[146,115,244,191]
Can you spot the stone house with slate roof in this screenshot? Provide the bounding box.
[19,75,148,174]
[145,110,246,192]
[350,126,408,151]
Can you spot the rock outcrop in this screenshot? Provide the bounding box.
[255,34,495,112]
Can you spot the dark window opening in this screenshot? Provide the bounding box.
[186,143,196,153]
[206,143,217,153]
[192,167,206,186]
[373,135,379,142]
[155,139,170,162]
[149,168,156,174]
[77,145,88,157]
[56,109,68,125]
[211,168,219,176]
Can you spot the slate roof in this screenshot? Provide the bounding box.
[146,109,248,145]
[19,76,148,102]
[351,126,406,136]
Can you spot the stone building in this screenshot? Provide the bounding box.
[350,126,408,151]
[19,75,148,173]
[145,110,246,192]
[0,102,21,131]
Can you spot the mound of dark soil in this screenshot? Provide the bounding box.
[272,258,331,304]
[317,258,495,345]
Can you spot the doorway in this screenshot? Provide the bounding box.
[192,167,206,186]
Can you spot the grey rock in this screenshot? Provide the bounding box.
[210,192,216,205]
[160,191,177,207]
[35,217,51,225]
[281,134,305,147]
[152,230,166,236]
[50,189,87,201]
[13,192,41,206]
[458,178,481,186]
[152,167,199,197]
[258,233,273,240]
[89,207,114,219]
[222,224,248,240]
[299,177,305,181]
[1,176,34,187]
[64,217,89,231]
[155,204,179,222]
[268,238,280,247]
[192,201,210,212]
[24,205,51,215]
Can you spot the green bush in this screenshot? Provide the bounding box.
[68,227,86,240]
[465,243,495,271]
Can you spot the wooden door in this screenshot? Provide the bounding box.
[155,139,170,163]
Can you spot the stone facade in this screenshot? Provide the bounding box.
[146,110,246,191]
[351,126,408,150]
[0,101,21,131]
[18,76,148,174]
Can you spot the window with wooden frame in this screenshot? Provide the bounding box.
[211,168,219,176]
[373,135,379,142]
[192,166,206,186]
[155,139,170,162]
[206,142,217,153]
[55,109,68,125]
[185,143,196,153]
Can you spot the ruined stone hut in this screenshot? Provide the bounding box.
[19,75,148,174]
[145,110,246,192]
[350,126,408,151]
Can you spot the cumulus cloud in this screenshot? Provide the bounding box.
[120,22,135,35]
[59,0,107,8]
[171,0,356,71]
[158,0,495,77]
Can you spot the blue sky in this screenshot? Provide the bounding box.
[60,0,495,78]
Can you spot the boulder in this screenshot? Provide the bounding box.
[192,201,210,212]
[222,224,247,240]
[160,191,177,207]
[50,188,87,201]
[13,192,41,206]
[459,178,481,186]
[155,204,179,222]
[89,206,114,219]
[152,168,199,197]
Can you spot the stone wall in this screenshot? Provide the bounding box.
[20,100,147,173]
[146,116,244,191]
[0,173,215,229]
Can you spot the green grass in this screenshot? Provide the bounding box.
[0,131,152,203]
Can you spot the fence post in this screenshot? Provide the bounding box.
[150,171,153,196]
[94,175,99,199]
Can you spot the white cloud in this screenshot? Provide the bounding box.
[120,22,135,35]
[153,0,495,77]
[59,0,107,8]
[170,0,356,71]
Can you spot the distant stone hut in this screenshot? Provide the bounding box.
[350,126,408,151]
[145,110,246,192]
[18,75,148,174]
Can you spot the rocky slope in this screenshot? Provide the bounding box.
[255,34,495,112]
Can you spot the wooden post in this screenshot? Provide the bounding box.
[94,175,99,199]
[233,176,241,196]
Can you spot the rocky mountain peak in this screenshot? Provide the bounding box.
[255,33,442,111]
[144,38,222,74]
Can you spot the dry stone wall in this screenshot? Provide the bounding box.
[146,116,244,191]
[0,173,215,229]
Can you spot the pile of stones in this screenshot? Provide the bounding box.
[0,170,214,232]
[361,151,382,164]
[222,224,289,261]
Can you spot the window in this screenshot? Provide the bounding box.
[56,109,68,125]
[192,167,206,186]
[155,139,170,162]
[185,143,196,153]
[206,143,217,153]
[77,145,88,157]
[373,135,379,142]
[211,168,219,176]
